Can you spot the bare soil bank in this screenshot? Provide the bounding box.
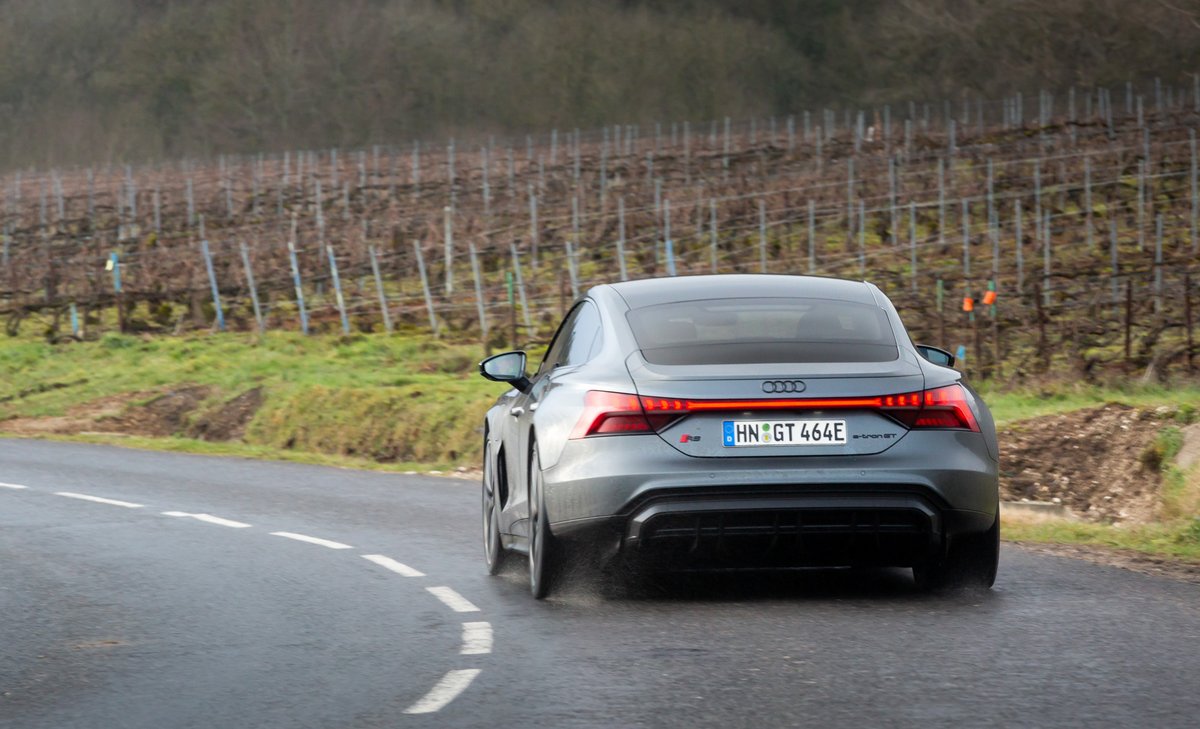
[1,386,262,443]
[1000,403,1173,523]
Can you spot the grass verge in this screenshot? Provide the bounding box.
[0,331,514,467]
[1002,515,1200,563]
[978,381,1200,426]
[3,331,1200,566]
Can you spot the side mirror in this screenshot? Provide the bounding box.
[479,351,531,392]
[915,344,956,368]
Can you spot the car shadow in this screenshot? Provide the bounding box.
[548,562,998,605]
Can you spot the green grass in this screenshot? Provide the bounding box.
[977,381,1200,426]
[0,331,529,467]
[1,331,487,412]
[1003,517,1200,563]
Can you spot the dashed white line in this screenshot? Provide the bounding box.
[403,669,482,715]
[460,622,493,655]
[269,531,353,550]
[361,554,425,577]
[42,482,487,713]
[55,492,143,508]
[0,482,28,489]
[163,511,252,529]
[426,586,480,613]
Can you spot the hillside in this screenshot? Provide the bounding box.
[0,0,1197,167]
[3,77,1200,384]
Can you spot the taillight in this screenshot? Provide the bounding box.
[915,384,980,431]
[570,384,980,439]
[570,391,690,439]
[570,391,653,438]
[876,392,924,428]
[878,385,979,431]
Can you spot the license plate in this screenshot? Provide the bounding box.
[722,419,847,447]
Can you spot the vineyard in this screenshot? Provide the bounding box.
[3,79,1200,382]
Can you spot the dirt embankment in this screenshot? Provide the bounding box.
[0,386,264,442]
[184,388,264,441]
[1000,403,1177,523]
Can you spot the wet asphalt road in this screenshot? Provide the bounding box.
[2,439,1199,728]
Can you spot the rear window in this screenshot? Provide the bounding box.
[626,297,898,365]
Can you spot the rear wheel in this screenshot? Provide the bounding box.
[528,447,558,599]
[482,439,506,575]
[913,513,999,591]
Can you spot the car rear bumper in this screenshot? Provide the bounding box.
[541,429,998,568]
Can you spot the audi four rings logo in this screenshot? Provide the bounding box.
[762,380,806,393]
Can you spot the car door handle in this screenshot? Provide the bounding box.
[529,402,539,412]
[509,407,524,417]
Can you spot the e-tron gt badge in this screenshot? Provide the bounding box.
[761,380,806,394]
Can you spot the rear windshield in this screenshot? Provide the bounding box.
[626,297,899,365]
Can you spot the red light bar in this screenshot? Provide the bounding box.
[641,396,885,412]
[570,385,981,439]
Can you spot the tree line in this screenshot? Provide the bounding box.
[0,0,1196,169]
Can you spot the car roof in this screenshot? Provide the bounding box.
[603,274,876,309]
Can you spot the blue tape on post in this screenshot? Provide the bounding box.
[110,252,122,292]
[200,239,225,331]
[956,345,967,362]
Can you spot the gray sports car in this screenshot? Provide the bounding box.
[479,274,999,598]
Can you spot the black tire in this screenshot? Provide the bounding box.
[528,447,558,599]
[913,513,999,591]
[482,437,507,575]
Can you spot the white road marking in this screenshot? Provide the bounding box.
[55,492,143,508]
[460,622,493,655]
[0,482,28,489]
[426,586,480,613]
[163,511,252,529]
[403,669,482,715]
[192,513,253,529]
[269,531,353,550]
[361,554,425,577]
